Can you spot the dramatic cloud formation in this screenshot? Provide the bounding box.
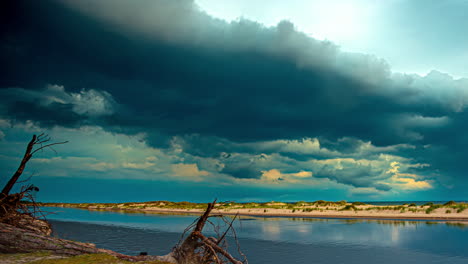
[0,0,467,202]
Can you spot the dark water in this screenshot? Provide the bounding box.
[45,207,468,264]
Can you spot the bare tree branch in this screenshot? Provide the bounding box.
[30,141,68,156]
[168,200,247,264]
[1,134,67,197]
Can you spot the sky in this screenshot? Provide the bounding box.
[1,0,467,203]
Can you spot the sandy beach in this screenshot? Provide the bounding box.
[42,202,468,221]
[129,207,468,221]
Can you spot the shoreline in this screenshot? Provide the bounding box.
[41,203,468,222]
[142,208,468,221]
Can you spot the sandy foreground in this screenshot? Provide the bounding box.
[45,203,468,221]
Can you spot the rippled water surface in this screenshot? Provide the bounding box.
[45,207,468,264]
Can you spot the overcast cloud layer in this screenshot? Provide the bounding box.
[0,0,467,202]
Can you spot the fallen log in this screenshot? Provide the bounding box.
[0,201,246,264]
[148,200,246,264]
[0,221,152,262]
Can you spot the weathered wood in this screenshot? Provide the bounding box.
[1,134,67,197]
[1,135,36,196]
[194,201,215,232]
[170,200,245,264]
[0,222,166,262]
[0,202,246,263]
[193,233,242,264]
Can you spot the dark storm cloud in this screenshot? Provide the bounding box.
[315,163,391,191]
[0,85,116,128]
[0,0,451,145]
[221,165,260,180]
[1,0,467,193]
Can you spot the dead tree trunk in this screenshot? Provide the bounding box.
[157,200,246,264]
[1,134,67,197]
[1,135,36,196]
[0,134,67,222]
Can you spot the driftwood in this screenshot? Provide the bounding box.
[0,134,67,222]
[0,220,150,262]
[157,200,246,264]
[1,133,67,197]
[0,202,246,263]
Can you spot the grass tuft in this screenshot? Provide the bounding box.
[28,254,171,264]
[340,205,357,211]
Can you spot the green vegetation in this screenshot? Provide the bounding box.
[0,251,53,263]
[314,200,347,206]
[456,204,467,213]
[30,254,170,264]
[425,204,442,214]
[39,201,468,216]
[351,202,367,205]
[340,205,357,211]
[0,252,171,264]
[365,206,406,211]
[444,201,457,206]
[39,201,211,210]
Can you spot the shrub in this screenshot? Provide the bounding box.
[295,201,306,206]
[456,205,467,213]
[340,205,357,211]
[337,200,347,206]
[425,204,443,214]
[444,201,457,206]
[446,210,451,214]
[352,202,366,205]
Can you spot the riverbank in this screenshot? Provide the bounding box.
[0,252,169,264]
[0,220,174,263]
[39,200,468,221]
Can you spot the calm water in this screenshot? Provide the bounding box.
[44,207,468,264]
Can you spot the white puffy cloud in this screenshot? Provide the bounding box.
[260,169,313,183]
[385,161,432,190]
[44,84,115,117]
[1,84,115,117]
[171,163,210,181]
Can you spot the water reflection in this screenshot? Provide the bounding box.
[44,206,468,260]
[44,207,468,229]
